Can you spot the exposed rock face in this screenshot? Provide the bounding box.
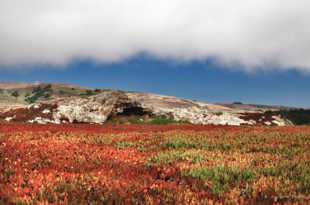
[54,97,110,124]
[126,93,290,126]
[125,92,251,125]
[52,91,147,124]
[0,87,291,126]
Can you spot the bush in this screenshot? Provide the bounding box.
[86,90,94,96]
[150,117,179,125]
[26,85,52,104]
[266,109,310,125]
[11,90,19,98]
[161,138,201,149]
[214,112,223,116]
[147,150,204,166]
[115,141,135,149]
[183,166,255,197]
[79,89,96,96]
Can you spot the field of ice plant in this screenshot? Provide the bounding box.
[0,124,309,204]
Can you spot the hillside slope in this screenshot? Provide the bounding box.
[0,83,292,126]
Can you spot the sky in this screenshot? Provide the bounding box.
[1,57,310,108]
[0,1,310,107]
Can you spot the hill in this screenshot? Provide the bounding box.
[0,82,303,126]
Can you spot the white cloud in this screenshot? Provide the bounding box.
[0,0,310,71]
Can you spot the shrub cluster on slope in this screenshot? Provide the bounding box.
[266,109,310,125]
[25,84,53,104]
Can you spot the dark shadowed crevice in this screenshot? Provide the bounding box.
[116,106,149,116]
[107,102,153,124]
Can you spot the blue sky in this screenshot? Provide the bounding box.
[1,56,309,108]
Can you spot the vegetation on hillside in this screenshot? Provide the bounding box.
[10,90,19,98]
[266,109,310,125]
[108,115,188,125]
[25,84,53,104]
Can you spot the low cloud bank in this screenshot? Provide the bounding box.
[0,0,310,71]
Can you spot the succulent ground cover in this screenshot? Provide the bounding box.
[0,124,310,204]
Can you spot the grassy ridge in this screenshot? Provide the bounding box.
[0,84,92,104]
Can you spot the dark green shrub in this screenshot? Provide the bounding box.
[26,85,52,104]
[147,150,204,166]
[86,90,94,96]
[266,109,310,125]
[150,117,179,125]
[11,90,19,98]
[161,138,200,149]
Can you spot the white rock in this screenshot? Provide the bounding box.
[265,121,272,126]
[42,109,51,114]
[33,104,40,109]
[272,116,287,126]
[28,117,55,124]
[52,95,113,124]
[5,117,13,122]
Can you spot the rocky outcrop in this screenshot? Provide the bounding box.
[126,93,245,125]
[52,91,147,124]
[0,89,291,126]
[54,97,111,124]
[126,93,290,126]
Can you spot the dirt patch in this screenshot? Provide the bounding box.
[239,112,276,126]
[0,103,57,122]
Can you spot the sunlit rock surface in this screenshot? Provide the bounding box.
[0,83,291,126]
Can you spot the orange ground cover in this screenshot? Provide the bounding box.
[0,124,309,204]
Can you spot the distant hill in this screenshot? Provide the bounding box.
[217,102,297,112]
[0,82,306,126]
